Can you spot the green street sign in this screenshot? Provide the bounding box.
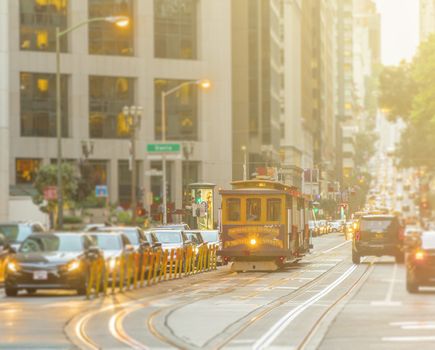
[147,143,181,153]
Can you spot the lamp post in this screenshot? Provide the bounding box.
[55,15,129,229]
[241,145,247,181]
[161,79,211,225]
[123,105,143,225]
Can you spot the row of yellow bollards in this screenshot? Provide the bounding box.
[86,244,218,299]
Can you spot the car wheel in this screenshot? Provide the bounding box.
[352,250,361,264]
[5,287,18,297]
[395,253,405,264]
[26,288,37,295]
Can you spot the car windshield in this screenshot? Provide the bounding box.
[154,231,182,243]
[20,235,83,253]
[91,234,122,250]
[201,231,219,242]
[0,224,32,243]
[360,218,394,232]
[121,230,139,245]
[422,233,435,249]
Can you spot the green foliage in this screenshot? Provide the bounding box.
[378,61,416,121]
[32,163,78,213]
[378,35,435,169]
[63,216,83,224]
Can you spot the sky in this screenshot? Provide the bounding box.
[375,0,420,65]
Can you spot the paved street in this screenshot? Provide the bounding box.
[0,233,433,349]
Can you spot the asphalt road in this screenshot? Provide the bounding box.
[1,233,434,349]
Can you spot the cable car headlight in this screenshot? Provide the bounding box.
[250,238,257,246]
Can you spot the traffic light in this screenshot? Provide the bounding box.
[195,190,202,204]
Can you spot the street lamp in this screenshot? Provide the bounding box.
[241,145,248,181]
[55,15,129,229]
[161,79,211,224]
[122,105,143,225]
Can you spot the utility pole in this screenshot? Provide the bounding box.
[123,105,143,225]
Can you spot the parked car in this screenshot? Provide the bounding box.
[92,226,157,252]
[0,222,46,251]
[149,229,193,253]
[352,214,405,264]
[4,232,100,296]
[88,231,135,275]
[155,223,191,230]
[406,231,435,293]
[199,230,223,265]
[329,221,343,232]
[184,230,206,256]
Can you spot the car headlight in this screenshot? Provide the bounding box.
[7,261,19,273]
[67,260,81,272]
[108,257,117,271]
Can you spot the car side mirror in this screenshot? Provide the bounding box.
[185,240,192,245]
[152,242,162,249]
[140,242,151,250]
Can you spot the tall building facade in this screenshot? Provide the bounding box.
[420,0,435,42]
[4,0,233,219]
[231,0,281,181]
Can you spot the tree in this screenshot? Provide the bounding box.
[32,163,78,226]
[378,61,416,122]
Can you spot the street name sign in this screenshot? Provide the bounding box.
[147,143,181,153]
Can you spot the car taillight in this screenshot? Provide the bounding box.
[355,230,361,241]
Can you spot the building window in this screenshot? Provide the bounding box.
[87,160,108,186]
[88,0,134,56]
[154,0,197,59]
[16,159,41,184]
[154,79,198,141]
[267,199,281,222]
[20,0,68,52]
[89,76,135,139]
[20,72,68,137]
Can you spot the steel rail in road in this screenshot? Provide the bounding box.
[296,258,375,350]
[66,236,351,349]
[118,240,353,349]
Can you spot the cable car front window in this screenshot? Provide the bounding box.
[246,198,261,222]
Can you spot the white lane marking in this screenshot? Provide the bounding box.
[371,263,402,306]
[390,321,435,330]
[252,264,358,350]
[383,336,435,342]
[274,286,299,290]
[322,240,350,254]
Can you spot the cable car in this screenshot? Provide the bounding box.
[219,180,311,271]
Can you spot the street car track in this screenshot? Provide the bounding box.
[296,259,375,350]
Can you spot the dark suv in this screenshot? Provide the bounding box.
[352,215,405,264]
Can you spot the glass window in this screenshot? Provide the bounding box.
[20,72,68,137]
[117,160,140,207]
[86,160,108,186]
[20,0,68,52]
[88,0,134,56]
[20,235,83,253]
[226,198,241,221]
[16,159,41,184]
[267,199,281,221]
[89,76,135,139]
[153,231,182,243]
[360,218,395,232]
[90,234,122,250]
[246,198,261,222]
[0,224,32,243]
[154,79,198,141]
[154,0,197,59]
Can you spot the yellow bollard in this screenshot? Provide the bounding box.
[198,245,204,273]
[119,255,125,292]
[86,260,96,299]
[169,249,175,279]
[133,252,139,289]
[153,251,161,285]
[103,259,110,296]
[174,249,180,278]
[184,246,190,277]
[147,252,155,286]
[158,250,166,282]
[139,250,149,288]
[94,257,104,297]
[213,245,218,270]
[178,248,184,278]
[206,245,211,271]
[125,254,132,290]
[162,250,169,281]
[111,257,117,294]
